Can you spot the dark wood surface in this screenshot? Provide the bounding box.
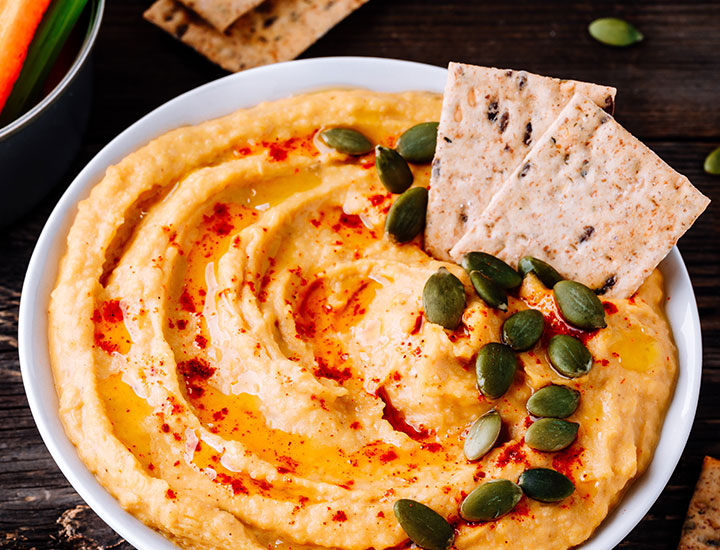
[1,1,719,548]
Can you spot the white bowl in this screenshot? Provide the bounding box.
[19,57,702,550]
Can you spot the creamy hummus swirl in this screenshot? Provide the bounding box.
[49,90,678,550]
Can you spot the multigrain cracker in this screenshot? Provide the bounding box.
[425,63,616,260]
[177,0,264,31]
[450,93,710,298]
[144,0,369,72]
[679,457,720,550]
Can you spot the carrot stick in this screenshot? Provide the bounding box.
[0,0,52,113]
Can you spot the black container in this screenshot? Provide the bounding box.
[0,1,104,226]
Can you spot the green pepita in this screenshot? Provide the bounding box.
[385,186,428,243]
[319,127,373,155]
[422,267,466,330]
[588,17,644,47]
[553,280,607,330]
[518,256,563,288]
[460,480,523,522]
[393,499,455,550]
[704,147,720,175]
[526,385,580,418]
[524,418,579,452]
[375,145,414,193]
[464,409,502,461]
[547,335,593,379]
[476,343,517,399]
[502,309,545,351]
[518,468,575,503]
[461,252,523,290]
[469,271,508,311]
[396,122,439,164]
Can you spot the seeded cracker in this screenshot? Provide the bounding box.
[176,0,264,32]
[679,457,720,550]
[425,63,616,260]
[144,0,369,73]
[450,93,710,299]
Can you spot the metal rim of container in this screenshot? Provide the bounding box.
[0,0,106,140]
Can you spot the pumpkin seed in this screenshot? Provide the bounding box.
[547,335,593,378]
[553,280,606,330]
[375,145,414,193]
[319,127,373,155]
[393,499,455,550]
[422,267,466,330]
[469,271,508,311]
[525,418,579,452]
[476,343,517,399]
[396,122,439,164]
[704,147,720,175]
[588,17,644,47]
[461,252,523,290]
[460,480,523,522]
[502,309,544,351]
[464,409,502,461]
[526,385,580,418]
[518,468,575,503]
[385,186,428,243]
[518,256,563,288]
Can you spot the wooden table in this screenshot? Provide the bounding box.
[1,1,718,548]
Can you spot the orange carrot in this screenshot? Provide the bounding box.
[0,0,52,113]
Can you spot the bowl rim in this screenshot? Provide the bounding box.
[18,56,702,550]
[0,0,105,139]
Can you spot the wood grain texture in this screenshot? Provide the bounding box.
[0,0,718,548]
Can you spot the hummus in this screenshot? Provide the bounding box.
[49,90,677,550]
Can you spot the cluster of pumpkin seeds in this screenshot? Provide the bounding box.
[322,125,613,547]
[394,464,577,550]
[383,123,439,242]
[397,253,609,548]
[319,123,439,244]
[444,252,601,459]
[422,251,605,388]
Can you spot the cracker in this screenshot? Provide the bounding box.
[449,93,709,299]
[144,0,369,73]
[426,63,616,260]
[177,0,264,31]
[679,456,720,550]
